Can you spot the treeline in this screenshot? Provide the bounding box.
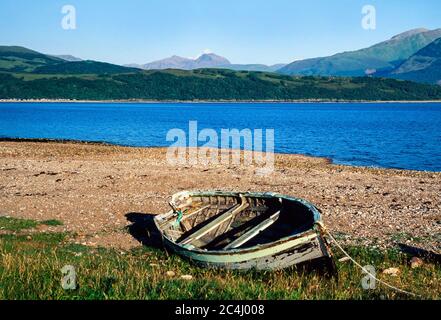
[1,69,441,101]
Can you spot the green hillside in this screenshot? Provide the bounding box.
[0,45,139,75]
[33,60,140,74]
[0,46,62,73]
[385,38,441,84]
[2,68,441,101]
[279,28,441,76]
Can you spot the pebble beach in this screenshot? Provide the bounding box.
[0,140,439,254]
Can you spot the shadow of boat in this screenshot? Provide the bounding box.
[125,212,164,249]
[397,243,441,264]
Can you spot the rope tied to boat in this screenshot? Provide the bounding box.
[174,210,184,227]
[169,201,185,227]
[315,221,420,298]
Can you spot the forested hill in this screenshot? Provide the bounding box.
[1,68,441,101]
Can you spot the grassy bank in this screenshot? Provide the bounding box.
[0,217,439,300]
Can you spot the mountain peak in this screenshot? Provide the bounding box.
[170,55,189,60]
[391,28,430,40]
[138,52,231,70]
[197,52,222,58]
[195,53,230,66]
[280,27,441,77]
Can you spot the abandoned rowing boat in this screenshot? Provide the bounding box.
[154,191,333,270]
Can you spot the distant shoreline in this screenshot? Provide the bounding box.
[1,99,441,104]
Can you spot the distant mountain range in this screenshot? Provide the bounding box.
[126,53,230,70]
[0,27,440,86]
[1,44,440,101]
[278,28,441,83]
[124,28,441,84]
[126,53,286,73]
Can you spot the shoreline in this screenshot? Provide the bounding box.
[2,99,441,104]
[0,137,437,174]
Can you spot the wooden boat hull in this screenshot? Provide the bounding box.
[154,191,332,271]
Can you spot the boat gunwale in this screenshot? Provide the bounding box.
[154,190,324,256]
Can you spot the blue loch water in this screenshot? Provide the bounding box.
[1,102,441,171]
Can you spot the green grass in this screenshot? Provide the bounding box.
[0,227,439,300]
[0,216,38,231]
[0,216,63,231]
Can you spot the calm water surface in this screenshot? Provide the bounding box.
[1,102,441,171]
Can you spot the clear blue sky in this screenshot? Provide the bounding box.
[0,0,440,65]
